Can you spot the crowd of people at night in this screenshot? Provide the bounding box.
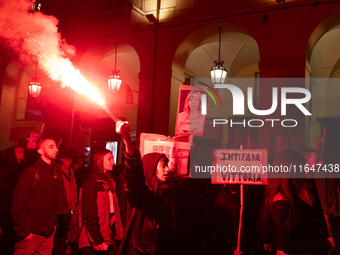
[0,122,337,255]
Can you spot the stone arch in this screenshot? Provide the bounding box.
[172,23,256,76]
[306,8,340,152]
[0,62,24,149]
[76,34,150,130]
[306,9,340,64]
[170,22,260,138]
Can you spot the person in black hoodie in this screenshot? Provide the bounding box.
[116,121,174,255]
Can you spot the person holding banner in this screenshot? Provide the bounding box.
[116,121,174,255]
[259,150,334,255]
[177,90,205,136]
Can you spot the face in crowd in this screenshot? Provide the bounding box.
[61,157,73,169]
[103,152,114,174]
[77,157,84,167]
[38,139,58,162]
[15,146,24,163]
[155,156,170,182]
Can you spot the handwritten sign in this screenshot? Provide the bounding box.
[211,149,268,185]
[27,132,42,149]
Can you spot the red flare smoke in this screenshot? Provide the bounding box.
[0,0,105,106]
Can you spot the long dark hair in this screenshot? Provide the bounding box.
[92,148,114,192]
[261,149,307,230]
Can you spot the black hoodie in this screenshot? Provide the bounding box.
[117,149,174,255]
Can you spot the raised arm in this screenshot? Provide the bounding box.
[116,121,146,206]
[116,121,135,156]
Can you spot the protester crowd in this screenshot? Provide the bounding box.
[0,123,337,255]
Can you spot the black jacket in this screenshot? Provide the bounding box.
[117,149,174,255]
[270,199,331,254]
[11,157,69,239]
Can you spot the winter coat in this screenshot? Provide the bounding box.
[78,173,123,248]
[117,150,174,255]
[60,165,78,210]
[11,157,69,239]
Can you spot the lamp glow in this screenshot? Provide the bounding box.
[28,80,42,97]
[108,70,122,93]
[108,42,122,93]
[211,28,227,86]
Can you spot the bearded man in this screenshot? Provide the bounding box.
[11,137,69,255]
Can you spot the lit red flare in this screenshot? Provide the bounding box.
[42,55,105,106]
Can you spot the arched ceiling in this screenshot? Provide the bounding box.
[80,43,140,107]
[310,25,340,78]
[185,32,259,79]
[95,44,140,93]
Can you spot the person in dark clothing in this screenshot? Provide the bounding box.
[259,150,334,255]
[208,184,241,255]
[78,148,122,255]
[0,146,25,255]
[74,155,90,194]
[53,149,78,255]
[116,121,174,255]
[107,163,128,231]
[298,147,330,255]
[11,137,69,255]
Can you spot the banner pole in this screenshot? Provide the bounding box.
[237,184,244,253]
[236,145,244,254]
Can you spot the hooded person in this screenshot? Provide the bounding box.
[116,122,174,255]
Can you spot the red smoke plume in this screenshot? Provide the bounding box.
[0,0,105,105]
[0,0,75,65]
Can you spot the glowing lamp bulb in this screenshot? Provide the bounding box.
[28,81,42,97]
[211,60,227,85]
[108,70,122,93]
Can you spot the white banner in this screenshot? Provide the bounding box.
[211,149,268,185]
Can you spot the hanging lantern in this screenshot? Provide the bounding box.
[108,70,122,93]
[211,28,227,85]
[108,42,122,93]
[28,63,42,97]
[211,60,227,84]
[28,79,42,97]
